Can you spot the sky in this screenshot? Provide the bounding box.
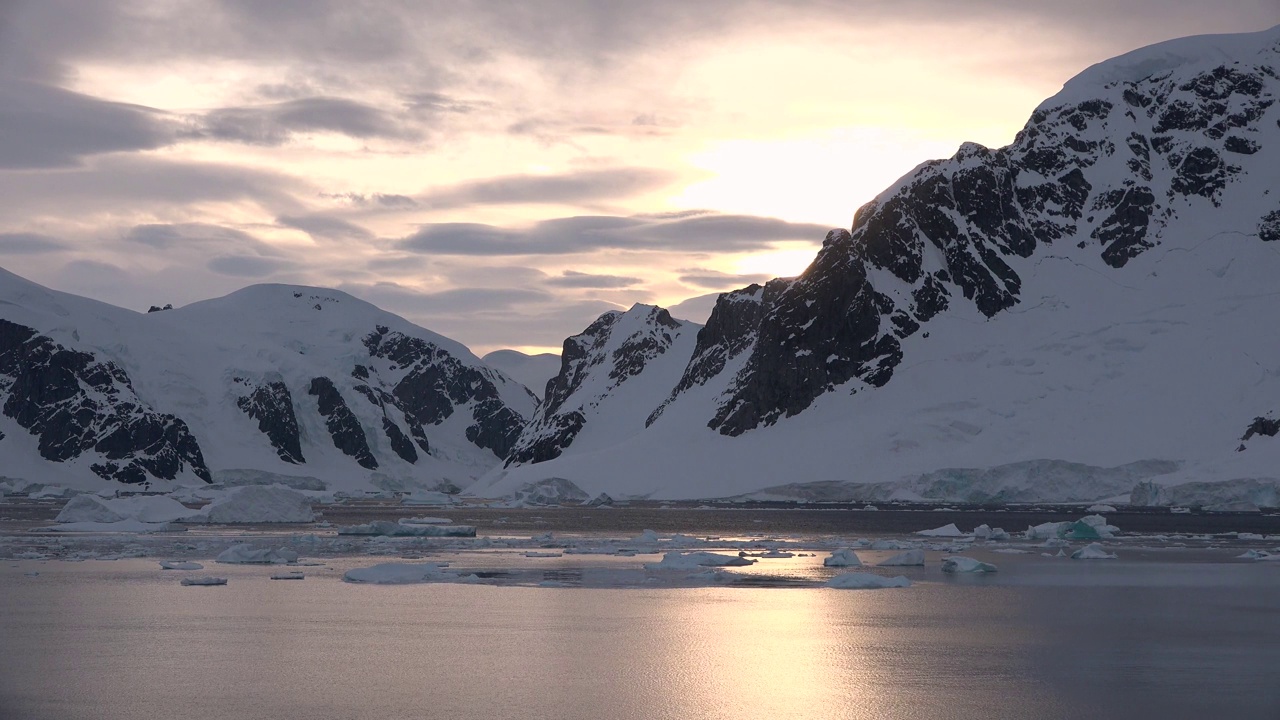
[0,1,1276,355]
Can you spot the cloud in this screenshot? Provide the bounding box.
[193,97,411,145]
[677,268,771,289]
[545,270,643,289]
[342,281,552,315]
[668,292,721,324]
[207,255,289,278]
[0,81,176,168]
[399,213,829,256]
[0,232,71,254]
[277,214,373,240]
[124,223,267,249]
[416,167,678,209]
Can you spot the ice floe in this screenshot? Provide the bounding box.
[343,562,454,584]
[216,544,299,564]
[941,556,998,573]
[1087,504,1118,513]
[336,521,476,537]
[1071,543,1118,560]
[189,485,314,524]
[159,560,204,570]
[823,549,863,567]
[643,551,756,570]
[878,549,926,566]
[270,571,305,580]
[827,573,911,589]
[180,576,227,586]
[916,523,965,537]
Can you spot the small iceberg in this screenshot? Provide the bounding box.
[1070,543,1118,560]
[827,573,911,589]
[159,560,204,570]
[343,562,453,584]
[187,485,315,524]
[941,556,998,573]
[1087,504,1118,513]
[180,576,228,586]
[644,552,755,570]
[879,549,926,566]
[823,549,863,567]
[916,523,965,537]
[270,571,305,580]
[216,544,298,565]
[336,521,476,537]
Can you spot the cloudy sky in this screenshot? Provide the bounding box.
[1,1,1275,354]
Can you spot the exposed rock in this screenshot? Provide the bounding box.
[235,379,304,464]
[308,376,377,469]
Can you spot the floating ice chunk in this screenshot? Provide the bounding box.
[916,523,965,537]
[1066,515,1120,539]
[1087,504,1118,513]
[343,562,451,584]
[827,573,911,589]
[1071,543,1118,560]
[991,548,1029,554]
[823,549,863,567]
[55,495,128,523]
[270,571,305,580]
[399,517,452,525]
[337,521,476,537]
[879,549,926,566]
[191,485,314,523]
[216,544,298,564]
[634,529,661,544]
[644,552,755,570]
[159,560,204,570]
[941,556,998,573]
[524,551,562,558]
[1025,522,1066,540]
[401,490,457,506]
[988,527,1010,541]
[1237,532,1265,541]
[869,539,913,550]
[758,550,795,559]
[1170,507,1191,514]
[180,577,227,586]
[973,524,992,539]
[1237,550,1271,559]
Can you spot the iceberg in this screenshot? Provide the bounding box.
[827,573,911,589]
[55,495,198,524]
[643,552,756,570]
[916,523,965,537]
[1070,543,1118,560]
[216,544,298,564]
[823,549,863,567]
[941,556,998,573]
[190,485,314,524]
[878,549,926,566]
[343,562,453,584]
[336,521,476,537]
[180,577,227,586]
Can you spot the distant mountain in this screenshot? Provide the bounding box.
[0,269,535,491]
[481,350,561,401]
[477,26,1280,503]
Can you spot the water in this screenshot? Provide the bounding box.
[3,552,1279,720]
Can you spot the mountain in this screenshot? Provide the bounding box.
[502,304,699,466]
[480,350,562,401]
[476,26,1280,502]
[0,268,535,491]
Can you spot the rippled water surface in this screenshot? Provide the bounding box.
[3,552,1279,720]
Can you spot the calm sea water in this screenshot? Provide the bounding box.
[2,552,1278,720]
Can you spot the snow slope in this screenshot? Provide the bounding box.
[0,270,535,491]
[475,26,1280,502]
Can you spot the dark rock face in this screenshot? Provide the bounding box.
[654,55,1276,436]
[381,417,418,464]
[364,326,526,458]
[235,380,305,464]
[0,319,210,484]
[1242,416,1280,442]
[508,305,690,466]
[308,376,377,469]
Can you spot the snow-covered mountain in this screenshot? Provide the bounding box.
[0,268,535,491]
[480,350,561,401]
[502,304,699,466]
[477,26,1280,502]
